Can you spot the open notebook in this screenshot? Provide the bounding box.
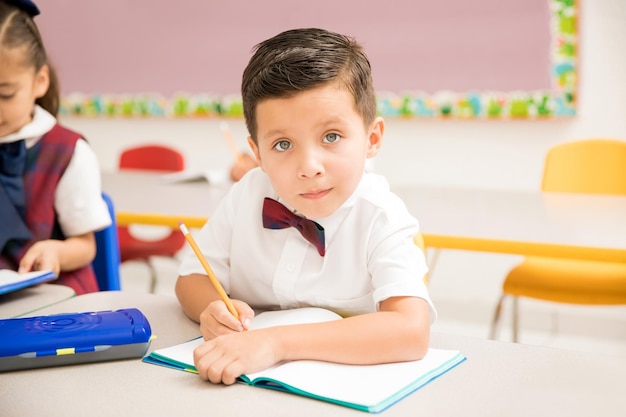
[0,269,57,295]
[143,308,466,413]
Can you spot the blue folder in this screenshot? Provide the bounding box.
[0,269,57,295]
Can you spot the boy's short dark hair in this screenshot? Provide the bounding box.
[242,28,377,143]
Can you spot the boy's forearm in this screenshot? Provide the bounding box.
[272,297,431,365]
[175,273,222,322]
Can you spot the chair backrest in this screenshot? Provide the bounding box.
[92,193,122,291]
[119,144,185,172]
[542,139,626,195]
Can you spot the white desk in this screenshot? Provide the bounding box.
[394,186,626,262]
[2,291,624,417]
[101,170,227,228]
[0,284,75,318]
[102,171,626,262]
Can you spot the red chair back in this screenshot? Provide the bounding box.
[119,145,185,172]
[116,144,186,292]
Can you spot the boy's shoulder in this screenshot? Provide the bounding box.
[236,167,273,192]
[228,167,275,207]
[352,173,416,225]
[357,173,397,206]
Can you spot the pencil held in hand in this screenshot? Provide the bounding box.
[178,222,240,320]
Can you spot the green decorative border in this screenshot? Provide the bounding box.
[59,0,576,119]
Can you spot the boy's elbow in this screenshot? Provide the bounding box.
[174,275,201,323]
[412,336,430,360]
[405,322,430,361]
[174,276,189,309]
[388,297,431,361]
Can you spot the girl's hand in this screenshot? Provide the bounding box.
[18,240,62,275]
[198,299,254,340]
[17,233,95,276]
[193,327,281,385]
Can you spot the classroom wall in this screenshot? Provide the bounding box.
[64,1,626,191]
[37,0,552,96]
[60,0,626,346]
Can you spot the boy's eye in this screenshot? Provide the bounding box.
[273,140,292,152]
[323,133,341,144]
[0,93,15,100]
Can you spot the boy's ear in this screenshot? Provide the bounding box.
[247,136,262,167]
[33,64,50,99]
[366,117,384,158]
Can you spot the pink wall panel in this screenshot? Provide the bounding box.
[36,0,551,96]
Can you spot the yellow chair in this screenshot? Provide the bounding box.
[490,138,626,342]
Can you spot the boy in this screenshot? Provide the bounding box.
[175,28,435,385]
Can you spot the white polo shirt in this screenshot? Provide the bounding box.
[0,106,111,236]
[179,168,436,323]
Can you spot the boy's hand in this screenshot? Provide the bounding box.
[193,327,280,385]
[229,153,258,182]
[199,299,254,340]
[18,240,62,275]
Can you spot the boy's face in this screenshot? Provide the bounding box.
[248,83,383,219]
[0,47,49,137]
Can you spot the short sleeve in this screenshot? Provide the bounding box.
[55,139,112,236]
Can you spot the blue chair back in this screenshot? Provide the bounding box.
[92,193,122,291]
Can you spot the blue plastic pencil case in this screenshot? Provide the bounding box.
[0,308,152,372]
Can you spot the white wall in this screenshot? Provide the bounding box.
[59,0,626,352]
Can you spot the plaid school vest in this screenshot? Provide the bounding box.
[0,124,99,294]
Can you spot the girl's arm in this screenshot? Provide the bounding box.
[18,232,96,275]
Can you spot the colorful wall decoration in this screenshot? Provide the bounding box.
[50,0,576,120]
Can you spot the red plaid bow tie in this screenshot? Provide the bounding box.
[262,197,326,256]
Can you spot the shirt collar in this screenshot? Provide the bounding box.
[0,105,56,148]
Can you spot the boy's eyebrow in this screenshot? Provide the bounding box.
[260,128,287,141]
[261,117,349,139]
[317,116,346,127]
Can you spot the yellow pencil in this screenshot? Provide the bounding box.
[178,222,240,320]
[220,122,242,161]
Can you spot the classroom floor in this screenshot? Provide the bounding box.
[119,247,626,360]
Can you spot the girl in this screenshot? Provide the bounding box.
[0,0,111,294]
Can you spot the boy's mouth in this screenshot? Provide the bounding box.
[300,188,332,200]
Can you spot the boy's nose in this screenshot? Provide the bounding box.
[297,148,324,178]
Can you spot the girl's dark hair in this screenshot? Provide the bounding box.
[242,28,377,142]
[0,2,59,116]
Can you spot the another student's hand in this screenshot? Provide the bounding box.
[229,153,258,182]
[194,327,280,385]
[199,299,255,340]
[18,240,62,276]
[17,234,95,276]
